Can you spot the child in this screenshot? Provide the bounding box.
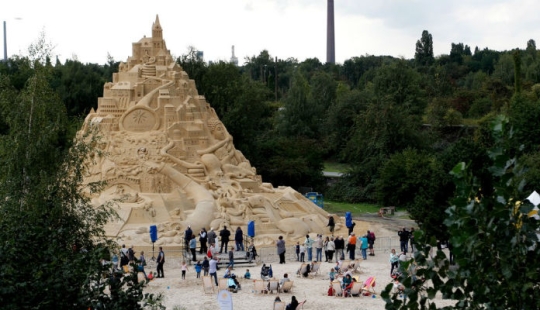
[329,268,336,281]
[147,271,154,281]
[228,246,235,269]
[244,269,251,279]
[299,244,306,262]
[295,242,300,261]
[181,261,189,280]
[195,260,202,278]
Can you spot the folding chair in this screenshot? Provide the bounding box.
[253,279,266,294]
[268,279,279,294]
[362,276,376,295]
[279,281,293,293]
[202,276,214,294]
[331,281,343,297]
[296,263,308,278]
[273,301,286,310]
[309,262,321,277]
[350,281,362,297]
[218,278,229,291]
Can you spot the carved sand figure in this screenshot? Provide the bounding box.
[80,15,358,249]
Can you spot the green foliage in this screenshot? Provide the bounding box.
[0,42,161,308]
[383,116,540,309]
[254,135,325,191]
[376,148,452,238]
[415,30,434,67]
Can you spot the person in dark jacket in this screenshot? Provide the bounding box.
[184,225,193,249]
[327,215,335,234]
[398,227,410,254]
[235,227,244,251]
[219,225,231,253]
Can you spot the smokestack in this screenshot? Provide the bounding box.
[3,21,7,62]
[326,0,335,64]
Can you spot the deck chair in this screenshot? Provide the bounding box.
[253,279,266,294]
[268,279,279,294]
[296,299,307,309]
[362,276,376,295]
[296,263,309,278]
[309,262,321,277]
[218,278,230,291]
[273,301,286,310]
[351,259,361,273]
[279,281,293,293]
[350,281,362,297]
[331,281,343,297]
[202,276,214,294]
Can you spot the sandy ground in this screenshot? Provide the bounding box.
[138,218,456,309]
[142,253,454,310]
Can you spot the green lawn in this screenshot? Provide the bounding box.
[323,162,350,173]
[323,200,380,217]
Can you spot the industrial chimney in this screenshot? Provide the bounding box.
[326,0,335,64]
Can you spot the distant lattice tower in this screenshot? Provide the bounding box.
[230,45,238,66]
[326,0,335,64]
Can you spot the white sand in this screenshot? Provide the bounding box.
[142,253,455,310]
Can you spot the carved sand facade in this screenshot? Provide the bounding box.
[82,16,358,248]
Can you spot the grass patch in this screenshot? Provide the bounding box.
[323,200,380,217]
[323,162,350,173]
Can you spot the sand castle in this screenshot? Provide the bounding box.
[81,16,356,248]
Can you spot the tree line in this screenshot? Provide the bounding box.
[1,30,540,308]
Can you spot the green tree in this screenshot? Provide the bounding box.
[382,116,540,309]
[377,148,452,239]
[415,30,434,66]
[0,35,162,309]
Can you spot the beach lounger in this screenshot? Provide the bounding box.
[253,279,266,294]
[350,281,362,296]
[273,301,286,310]
[218,278,229,291]
[296,263,309,278]
[202,276,214,294]
[268,279,279,294]
[309,262,321,277]
[362,276,376,295]
[331,281,343,297]
[279,280,293,293]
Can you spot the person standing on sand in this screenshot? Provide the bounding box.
[156,246,165,278]
[235,227,244,251]
[347,233,357,260]
[219,225,231,254]
[207,227,217,247]
[209,256,219,286]
[327,215,335,234]
[199,228,208,254]
[276,235,286,264]
[189,235,197,262]
[304,235,314,262]
[315,234,323,262]
[334,236,345,260]
[398,227,410,254]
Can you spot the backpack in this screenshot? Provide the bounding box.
[370,232,376,241]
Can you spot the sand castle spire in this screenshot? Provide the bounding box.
[152,15,163,40]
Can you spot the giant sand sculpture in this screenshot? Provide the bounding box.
[82,16,358,248]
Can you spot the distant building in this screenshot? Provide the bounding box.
[196,50,204,61]
[230,45,238,66]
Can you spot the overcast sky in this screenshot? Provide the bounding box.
[2,0,540,65]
